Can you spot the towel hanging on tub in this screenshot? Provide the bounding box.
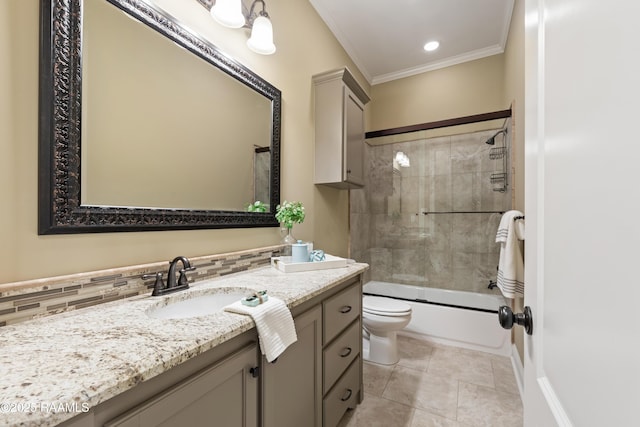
[496,210,525,298]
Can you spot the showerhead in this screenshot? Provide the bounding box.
[485,129,507,145]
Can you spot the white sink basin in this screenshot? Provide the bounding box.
[147,288,252,320]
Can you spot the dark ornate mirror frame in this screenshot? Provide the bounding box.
[38,0,281,234]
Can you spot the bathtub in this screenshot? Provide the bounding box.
[363,281,511,356]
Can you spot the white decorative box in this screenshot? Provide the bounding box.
[271,254,348,273]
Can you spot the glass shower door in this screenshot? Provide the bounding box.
[350,124,512,310]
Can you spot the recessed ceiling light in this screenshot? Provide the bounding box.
[423,41,440,52]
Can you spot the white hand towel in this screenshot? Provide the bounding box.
[224,297,297,362]
[496,210,525,298]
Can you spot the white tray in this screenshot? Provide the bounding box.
[271,254,348,273]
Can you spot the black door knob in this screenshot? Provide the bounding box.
[498,305,533,335]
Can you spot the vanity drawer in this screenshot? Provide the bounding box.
[322,358,360,427]
[323,319,360,394]
[323,283,361,344]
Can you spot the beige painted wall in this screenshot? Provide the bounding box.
[0,1,18,281]
[0,0,369,283]
[369,54,506,132]
[502,0,526,365]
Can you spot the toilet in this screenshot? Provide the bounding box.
[362,296,412,365]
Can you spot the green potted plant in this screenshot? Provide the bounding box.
[246,201,268,213]
[275,201,305,254]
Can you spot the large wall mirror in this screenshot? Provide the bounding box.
[39,0,281,234]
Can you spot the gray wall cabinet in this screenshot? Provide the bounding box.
[313,68,370,189]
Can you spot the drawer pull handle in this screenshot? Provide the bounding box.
[339,347,352,358]
[339,305,352,314]
[249,366,260,378]
[340,389,353,402]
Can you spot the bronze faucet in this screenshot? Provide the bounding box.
[142,256,196,296]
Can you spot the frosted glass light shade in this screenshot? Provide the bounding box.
[247,15,276,55]
[211,0,245,28]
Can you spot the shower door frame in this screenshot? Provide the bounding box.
[353,108,514,310]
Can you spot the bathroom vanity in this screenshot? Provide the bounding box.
[0,263,366,427]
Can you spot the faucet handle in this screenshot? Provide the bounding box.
[142,272,165,296]
[177,266,196,287]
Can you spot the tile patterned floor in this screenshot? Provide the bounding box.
[338,336,523,427]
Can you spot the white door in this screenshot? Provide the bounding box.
[524,0,640,426]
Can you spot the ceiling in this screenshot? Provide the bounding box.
[308,0,515,85]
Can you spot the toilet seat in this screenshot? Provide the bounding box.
[363,296,411,317]
[364,308,411,317]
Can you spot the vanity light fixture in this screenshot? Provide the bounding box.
[209,0,276,55]
[246,1,276,55]
[211,0,245,28]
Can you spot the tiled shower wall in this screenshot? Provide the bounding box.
[254,149,271,208]
[350,128,511,295]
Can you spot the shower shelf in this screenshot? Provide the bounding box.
[490,172,507,183]
[491,172,507,192]
[489,147,506,159]
[487,127,508,193]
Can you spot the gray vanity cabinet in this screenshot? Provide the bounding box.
[313,68,370,189]
[59,273,363,427]
[262,305,322,427]
[321,280,363,427]
[262,276,363,427]
[104,343,259,427]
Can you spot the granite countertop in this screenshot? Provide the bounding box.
[0,262,368,427]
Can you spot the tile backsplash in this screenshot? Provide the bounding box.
[0,246,281,327]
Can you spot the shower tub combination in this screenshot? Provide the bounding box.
[351,115,514,357]
[364,281,511,356]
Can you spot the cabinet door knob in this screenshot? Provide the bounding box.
[340,389,353,402]
[249,366,260,378]
[339,347,352,358]
[339,305,352,314]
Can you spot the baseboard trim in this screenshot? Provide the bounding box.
[511,343,524,403]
